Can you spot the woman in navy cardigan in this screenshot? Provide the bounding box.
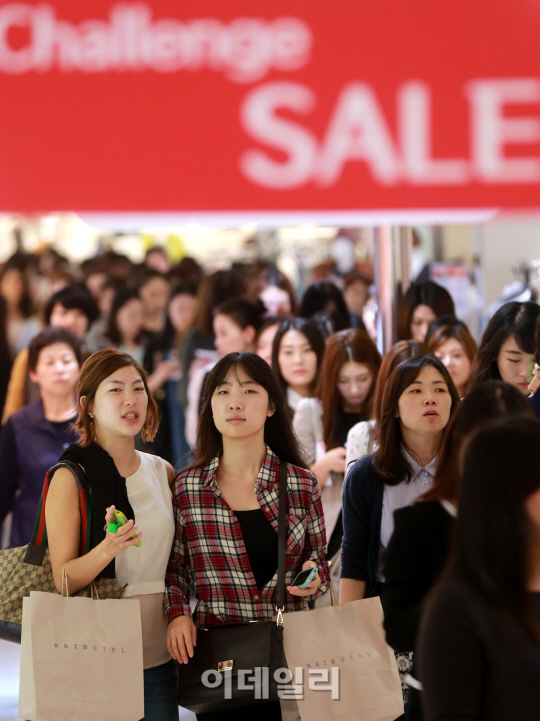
[0,327,81,547]
[340,354,459,602]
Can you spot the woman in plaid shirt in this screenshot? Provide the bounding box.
[165,351,331,720]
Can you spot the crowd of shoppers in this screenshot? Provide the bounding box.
[3,244,540,720]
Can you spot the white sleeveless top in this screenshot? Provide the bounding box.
[115,451,175,597]
[115,452,175,669]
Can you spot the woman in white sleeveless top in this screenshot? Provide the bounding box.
[45,349,178,721]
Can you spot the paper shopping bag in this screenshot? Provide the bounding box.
[282,596,403,721]
[19,591,144,721]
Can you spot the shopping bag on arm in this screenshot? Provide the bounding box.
[19,582,144,721]
[282,595,403,721]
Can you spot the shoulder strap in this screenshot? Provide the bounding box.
[275,459,288,613]
[25,460,92,566]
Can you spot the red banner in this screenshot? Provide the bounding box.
[1,0,539,214]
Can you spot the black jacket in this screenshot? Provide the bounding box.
[381,500,455,653]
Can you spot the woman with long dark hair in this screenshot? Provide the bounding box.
[418,416,540,720]
[341,354,460,603]
[0,261,41,357]
[345,340,429,471]
[293,329,381,563]
[141,281,198,466]
[382,381,533,721]
[271,318,325,414]
[396,282,455,343]
[469,300,540,393]
[104,288,146,364]
[425,316,477,398]
[165,352,330,721]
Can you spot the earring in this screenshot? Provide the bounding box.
[89,413,94,420]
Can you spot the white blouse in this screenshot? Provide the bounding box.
[116,451,174,597]
[115,451,175,669]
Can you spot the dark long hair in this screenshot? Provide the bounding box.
[396,281,455,341]
[299,281,351,331]
[319,329,381,449]
[186,351,307,471]
[450,416,540,643]
[271,318,325,401]
[104,288,143,347]
[373,355,460,485]
[191,269,247,337]
[420,381,533,504]
[153,280,197,353]
[469,301,540,388]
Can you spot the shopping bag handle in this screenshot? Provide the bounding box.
[25,461,92,567]
[61,565,99,599]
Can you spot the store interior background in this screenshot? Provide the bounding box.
[1,211,539,721]
[1,212,539,345]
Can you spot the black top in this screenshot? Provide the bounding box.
[341,455,384,597]
[418,578,540,721]
[529,389,540,418]
[234,509,279,591]
[381,500,455,653]
[336,410,364,447]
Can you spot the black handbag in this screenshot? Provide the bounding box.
[176,460,289,714]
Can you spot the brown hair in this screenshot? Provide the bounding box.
[372,340,429,430]
[373,355,461,485]
[426,315,477,394]
[74,348,159,446]
[319,329,381,450]
[192,269,247,337]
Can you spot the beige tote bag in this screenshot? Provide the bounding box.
[19,588,144,721]
[282,594,403,721]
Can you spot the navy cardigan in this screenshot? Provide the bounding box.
[0,399,78,548]
[341,455,383,598]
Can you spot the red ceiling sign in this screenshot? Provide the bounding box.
[1,0,540,214]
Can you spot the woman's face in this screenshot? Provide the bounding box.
[213,314,254,358]
[277,329,318,390]
[344,280,369,316]
[139,277,170,316]
[211,365,274,441]
[397,365,452,436]
[168,293,197,334]
[0,268,24,306]
[410,304,437,343]
[256,323,280,365]
[337,361,373,410]
[259,285,292,317]
[434,337,471,395]
[89,364,148,440]
[29,342,80,398]
[496,335,534,395]
[116,298,143,343]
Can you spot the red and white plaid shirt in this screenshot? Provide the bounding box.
[164,447,330,626]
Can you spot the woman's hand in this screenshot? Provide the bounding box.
[101,505,142,561]
[167,616,197,664]
[287,560,321,598]
[312,447,346,485]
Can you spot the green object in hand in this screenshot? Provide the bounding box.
[108,509,142,547]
